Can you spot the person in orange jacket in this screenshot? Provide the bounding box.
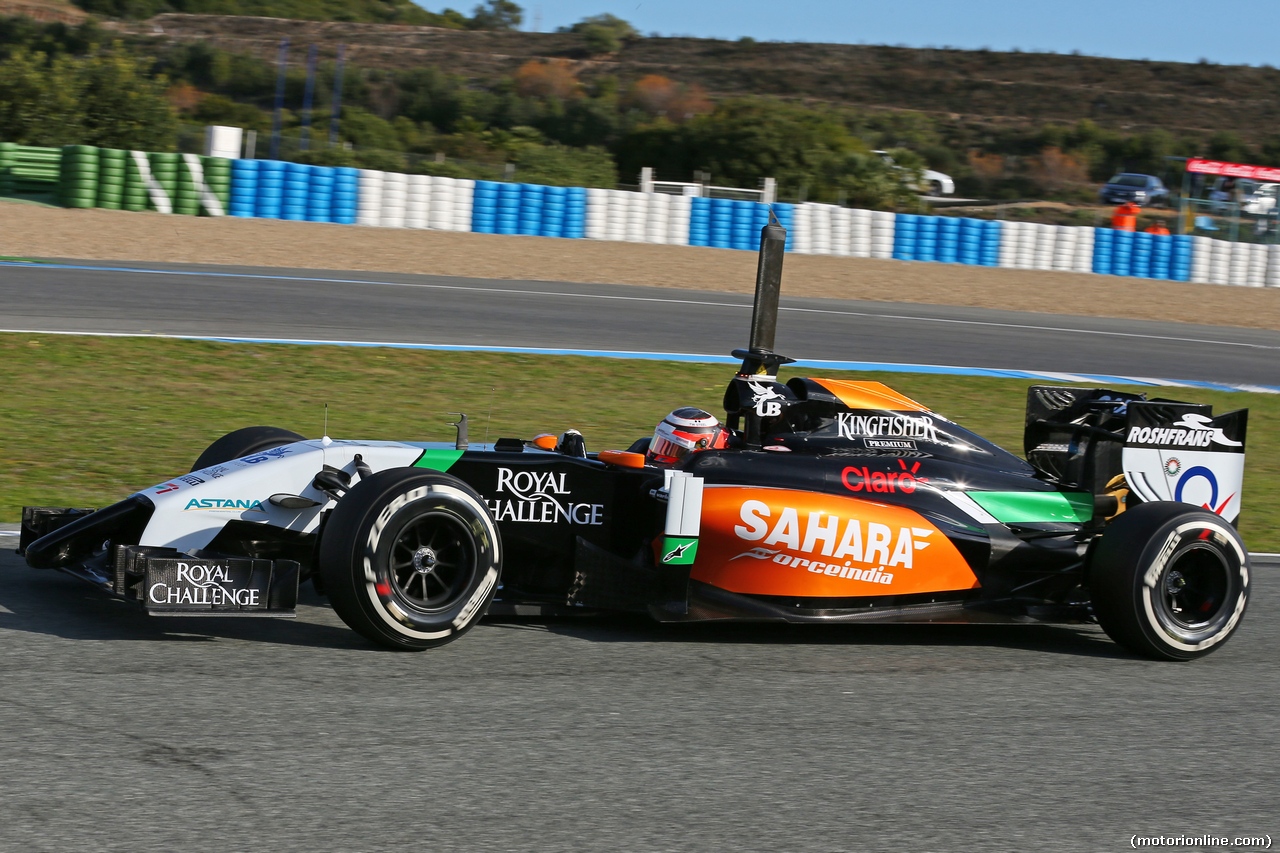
[1111,201,1140,231]
[1143,220,1170,235]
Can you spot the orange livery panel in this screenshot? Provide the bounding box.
[690,486,979,598]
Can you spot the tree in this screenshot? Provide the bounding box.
[76,47,177,149]
[564,13,636,55]
[614,98,926,208]
[0,50,83,146]
[467,0,522,30]
[0,45,176,149]
[514,59,580,100]
[564,13,636,38]
[626,75,676,115]
[625,75,711,123]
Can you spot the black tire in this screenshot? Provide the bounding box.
[1089,502,1250,661]
[191,425,305,472]
[929,180,944,196]
[319,468,501,651]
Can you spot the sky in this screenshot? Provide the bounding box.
[481,0,1280,67]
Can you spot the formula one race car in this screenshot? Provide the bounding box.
[18,219,1252,660]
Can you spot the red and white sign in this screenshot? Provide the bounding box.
[1186,158,1280,183]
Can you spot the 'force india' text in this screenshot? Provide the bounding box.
[735,500,934,584]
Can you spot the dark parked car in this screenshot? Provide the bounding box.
[1100,173,1169,207]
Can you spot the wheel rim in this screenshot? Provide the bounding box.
[387,511,477,612]
[1152,541,1234,643]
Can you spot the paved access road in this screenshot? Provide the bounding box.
[1,547,1275,852]
[1,260,1277,386]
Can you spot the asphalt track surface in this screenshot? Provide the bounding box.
[2,260,1278,850]
[1,259,1278,387]
[1,545,1276,852]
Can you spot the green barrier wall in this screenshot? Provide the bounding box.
[123,152,147,211]
[0,142,15,194]
[147,151,178,213]
[202,155,232,215]
[27,142,234,215]
[5,144,60,197]
[97,148,126,210]
[59,144,98,209]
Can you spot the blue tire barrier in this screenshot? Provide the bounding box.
[280,162,310,221]
[253,160,285,219]
[229,159,258,218]
[518,183,544,237]
[688,197,711,246]
[564,187,586,239]
[959,218,982,266]
[746,201,771,250]
[306,166,334,223]
[1111,229,1134,277]
[331,167,358,225]
[541,185,567,238]
[980,220,1001,266]
[915,215,938,263]
[1149,233,1172,280]
[893,214,918,261]
[1131,232,1154,279]
[1092,228,1113,275]
[471,179,500,234]
[939,217,962,265]
[709,198,733,249]
[495,182,520,235]
[730,200,754,251]
[1170,235,1193,282]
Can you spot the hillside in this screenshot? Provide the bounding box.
[0,0,86,22]
[121,14,1280,140]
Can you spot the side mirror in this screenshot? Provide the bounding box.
[312,466,351,501]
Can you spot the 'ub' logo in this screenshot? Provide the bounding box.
[748,379,786,418]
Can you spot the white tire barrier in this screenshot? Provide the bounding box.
[404,173,429,229]
[1072,226,1094,274]
[380,171,406,229]
[870,210,894,259]
[668,195,692,246]
[356,169,383,227]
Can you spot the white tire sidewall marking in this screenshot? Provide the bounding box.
[360,482,499,640]
[1140,519,1249,653]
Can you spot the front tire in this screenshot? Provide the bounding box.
[319,468,501,650]
[1090,502,1250,661]
[191,426,305,472]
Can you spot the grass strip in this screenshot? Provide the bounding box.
[2,333,1276,550]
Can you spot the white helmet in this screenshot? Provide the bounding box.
[647,408,729,466]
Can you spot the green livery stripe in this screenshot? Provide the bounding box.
[412,449,464,471]
[660,536,699,565]
[968,490,1093,524]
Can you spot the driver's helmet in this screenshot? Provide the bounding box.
[647,407,729,466]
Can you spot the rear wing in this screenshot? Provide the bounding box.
[1122,401,1248,523]
[1023,387,1248,524]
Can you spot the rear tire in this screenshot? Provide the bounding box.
[1090,502,1250,661]
[191,426,304,472]
[319,468,501,651]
